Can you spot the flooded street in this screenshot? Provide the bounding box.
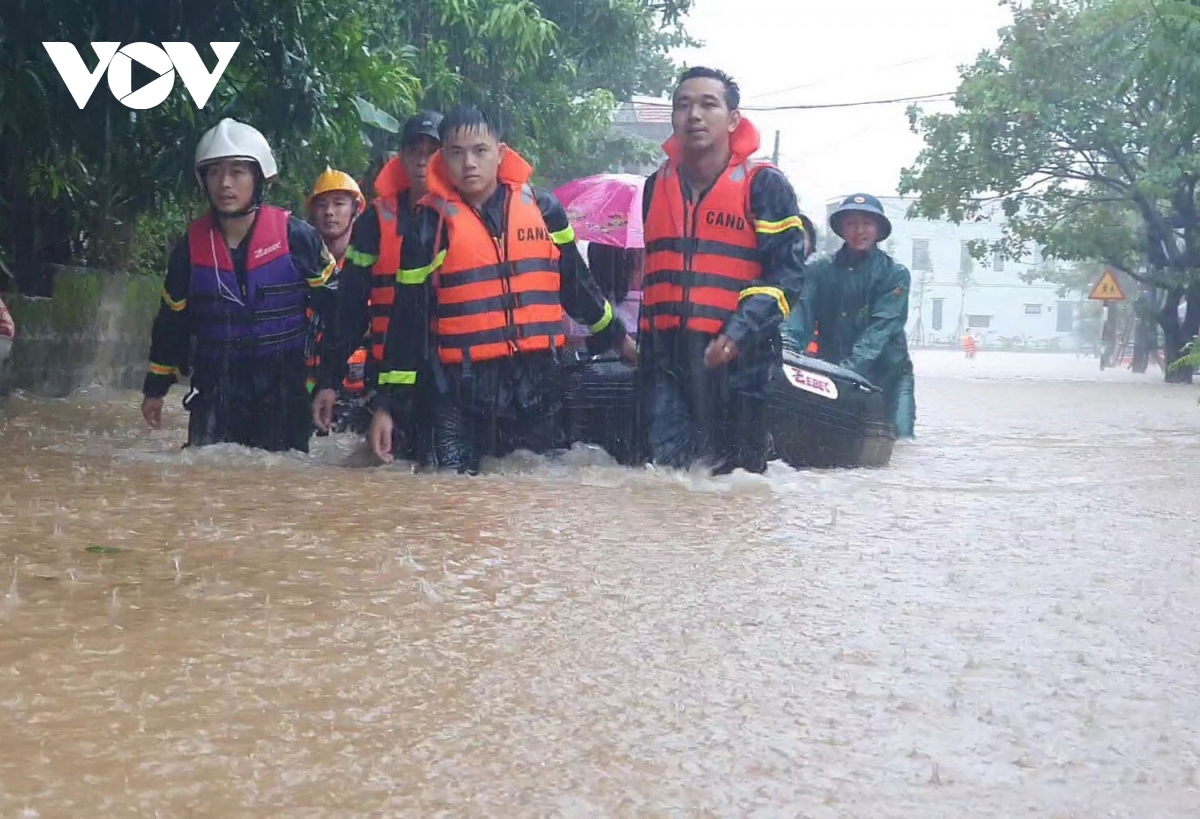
[2,350,1199,817]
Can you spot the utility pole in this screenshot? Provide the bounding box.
[771,130,781,165]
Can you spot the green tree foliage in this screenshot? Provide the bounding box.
[0,0,692,286]
[898,0,1200,380]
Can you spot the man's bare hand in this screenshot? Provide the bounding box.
[142,396,164,429]
[312,388,337,432]
[703,334,738,368]
[616,334,638,367]
[369,409,395,464]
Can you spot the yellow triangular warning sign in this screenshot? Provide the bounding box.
[1089,270,1126,301]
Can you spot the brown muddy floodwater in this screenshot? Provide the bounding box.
[1,350,1200,818]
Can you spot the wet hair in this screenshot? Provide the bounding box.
[439,104,503,143]
[675,66,740,111]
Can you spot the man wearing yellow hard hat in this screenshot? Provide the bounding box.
[303,168,371,431]
[309,168,364,265]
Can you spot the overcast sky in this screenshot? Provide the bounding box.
[672,0,1014,215]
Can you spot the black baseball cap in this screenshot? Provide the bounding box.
[401,111,443,146]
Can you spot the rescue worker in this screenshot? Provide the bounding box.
[639,66,807,474]
[369,104,637,474]
[140,118,337,452]
[311,111,442,437]
[304,167,367,404]
[784,193,916,438]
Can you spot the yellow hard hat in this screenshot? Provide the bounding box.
[308,167,365,209]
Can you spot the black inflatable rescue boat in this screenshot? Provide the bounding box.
[561,348,896,469]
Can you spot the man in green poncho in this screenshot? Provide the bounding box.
[784,193,916,438]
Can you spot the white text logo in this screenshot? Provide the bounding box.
[42,42,239,110]
[254,241,283,259]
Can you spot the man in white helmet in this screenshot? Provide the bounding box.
[140,118,337,452]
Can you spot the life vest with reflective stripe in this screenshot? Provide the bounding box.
[423,181,565,366]
[369,196,403,363]
[188,205,308,361]
[640,159,767,336]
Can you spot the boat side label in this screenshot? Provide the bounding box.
[781,364,839,400]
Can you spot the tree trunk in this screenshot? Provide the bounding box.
[1131,284,1157,373]
[1159,284,1200,384]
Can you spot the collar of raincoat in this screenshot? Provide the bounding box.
[424,146,534,203]
[662,116,761,167]
[372,156,412,199]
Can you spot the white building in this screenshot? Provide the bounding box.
[820,196,1085,350]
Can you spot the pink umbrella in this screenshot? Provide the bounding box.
[555,173,646,249]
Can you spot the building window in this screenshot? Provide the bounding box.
[1056,301,1075,332]
[1024,304,1042,314]
[931,298,944,331]
[912,239,931,271]
[960,241,974,274]
[967,314,991,329]
[993,251,1005,272]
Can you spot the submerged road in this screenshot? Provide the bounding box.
[1,350,1198,817]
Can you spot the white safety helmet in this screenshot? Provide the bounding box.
[194,118,278,184]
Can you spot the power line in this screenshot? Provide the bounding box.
[744,92,954,111]
[635,92,955,112]
[745,56,942,102]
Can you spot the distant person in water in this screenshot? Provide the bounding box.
[784,193,915,438]
[140,119,337,452]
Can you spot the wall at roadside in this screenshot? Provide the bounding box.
[0,268,160,396]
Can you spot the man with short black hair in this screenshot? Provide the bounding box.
[639,66,808,474]
[370,104,636,474]
[312,111,444,435]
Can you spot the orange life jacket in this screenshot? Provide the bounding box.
[806,326,819,355]
[343,346,367,392]
[641,119,767,336]
[420,149,565,366]
[368,157,413,364]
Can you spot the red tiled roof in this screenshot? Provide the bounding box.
[633,102,672,123]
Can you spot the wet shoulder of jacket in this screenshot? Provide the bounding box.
[286,216,323,258]
[166,234,191,277]
[348,201,382,254]
[641,173,657,223]
[529,186,571,229]
[802,253,836,276]
[748,166,800,213]
[889,256,913,284]
[399,203,446,250]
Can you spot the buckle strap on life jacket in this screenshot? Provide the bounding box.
[644,236,758,263]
